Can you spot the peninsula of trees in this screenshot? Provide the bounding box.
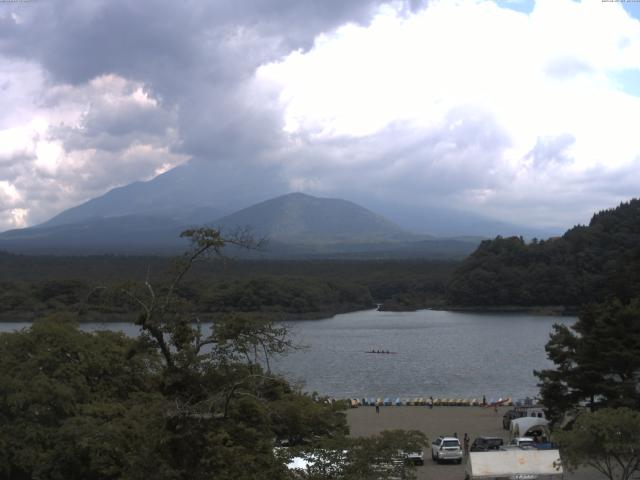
[447,199,640,309]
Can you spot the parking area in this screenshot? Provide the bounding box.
[346,405,602,480]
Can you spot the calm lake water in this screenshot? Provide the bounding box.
[0,309,575,401]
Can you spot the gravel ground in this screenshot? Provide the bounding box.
[346,405,603,480]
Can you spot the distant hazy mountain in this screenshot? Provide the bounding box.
[35,159,557,238]
[212,192,415,243]
[0,192,481,258]
[0,216,188,254]
[39,160,284,228]
[358,198,561,239]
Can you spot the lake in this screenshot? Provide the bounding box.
[0,309,575,401]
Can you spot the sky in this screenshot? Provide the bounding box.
[1,0,640,232]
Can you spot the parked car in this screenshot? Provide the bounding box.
[469,436,504,452]
[505,437,536,449]
[431,436,463,464]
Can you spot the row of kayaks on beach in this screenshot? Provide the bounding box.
[348,397,514,407]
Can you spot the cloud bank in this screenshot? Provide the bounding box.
[1,0,639,232]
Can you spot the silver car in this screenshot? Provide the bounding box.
[431,436,463,464]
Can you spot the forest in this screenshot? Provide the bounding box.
[0,229,427,480]
[2,199,640,321]
[447,199,640,308]
[0,253,455,321]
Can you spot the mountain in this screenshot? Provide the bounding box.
[447,198,640,307]
[0,215,189,254]
[34,160,556,238]
[0,192,481,258]
[212,192,415,243]
[356,198,561,239]
[39,160,285,228]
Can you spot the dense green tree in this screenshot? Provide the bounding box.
[535,297,640,424]
[555,408,640,480]
[0,229,445,479]
[0,229,355,479]
[0,314,168,480]
[448,199,640,307]
[289,429,428,480]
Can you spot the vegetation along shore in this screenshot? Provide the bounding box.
[2,199,638,321]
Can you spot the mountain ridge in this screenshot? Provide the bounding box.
[29,160,558,238]
[0,192,481,258]
[212,192,418,243]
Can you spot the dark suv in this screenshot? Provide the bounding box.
[469,436,504,452]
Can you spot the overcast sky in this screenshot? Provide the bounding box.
[1,0,640,232]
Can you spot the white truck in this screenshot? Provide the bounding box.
[464,449,563,480]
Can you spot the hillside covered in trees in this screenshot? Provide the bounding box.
[447,199,640,308]
[0,253,455,321]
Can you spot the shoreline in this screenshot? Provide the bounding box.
[380,304,579,317]
[0,304,578,323]
[0,304,377,324]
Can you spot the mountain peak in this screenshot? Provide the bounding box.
[212,192,412,243]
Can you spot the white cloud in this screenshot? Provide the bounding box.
[0,59,186,230]
[2,0,640,234]
[255,0,640,227]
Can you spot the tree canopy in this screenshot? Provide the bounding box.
[0,228,425,480]
[535,297,640,425]
[448,199,640,307]
[555,407,640,480]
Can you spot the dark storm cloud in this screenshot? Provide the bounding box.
[0,0,389,228]
[1,0,385,159]
[0,0,384,87]
[51,97,176,153]
[2,0,639,233]
[0,152,30,174]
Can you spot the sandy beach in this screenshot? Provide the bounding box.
[346,405,601,480]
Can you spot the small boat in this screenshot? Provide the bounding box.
[365,350,398,354]
[394,397,402,406]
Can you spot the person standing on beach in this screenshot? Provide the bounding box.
[429,396,434,409]
[375,404,380,414]
[463,433,470,456]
